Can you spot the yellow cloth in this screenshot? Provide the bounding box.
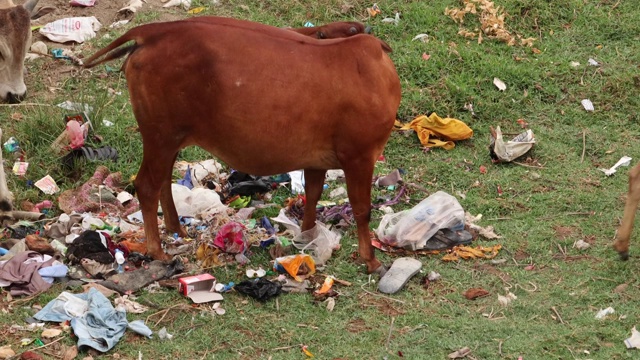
[394,113,473,150]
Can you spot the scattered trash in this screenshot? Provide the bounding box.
[375,169,402,187]
[489,126,536,163]
[497,291,517,306]
[493,77,507,91]
[421,53,431,61]
[114,295,148,313]
[3,137,19,152]
[378,257,422,294]
[588,58,600,66]
[382,12,400,26]
[412,33,429,42]
[109,20,130,28]
[448,346,472,359]
[428,271,441,281]
[463,288,489,300]
[234,278,282,302]
[570,61,580,67]
[40,17,102,43]
[314,276,335,295]
[465,212,501,239]
[0,346,15,359]
[302,345,314,357]
[595,307,615,320]
[246,268,266,278]
[34,175,60,195]
[463,103,476,117]
[70,0,96,6]
[573,239,591,250]
[325,297,336,312]
[30,41,48,55]
[41,328,62,338]
[581,99,594,112]
[366,3,381,17]
[442,244,502,261]
[394,113,473,150]
[12,162,28,176]
[329,186,347,199]
[599,156,632,176]
[163,0,192,10]
[445,0,535,47]
[119,0,144,13]
[624,326,640,349]
[158,327,173,341]
[56,101,93,113]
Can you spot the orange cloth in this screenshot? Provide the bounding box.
[395,113,473,150]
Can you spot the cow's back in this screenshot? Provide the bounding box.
[123,19,401,175]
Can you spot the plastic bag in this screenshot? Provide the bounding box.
[39,17,102,43]
[273,254,316,282]
[171,184,226,217]
[376,191,464,250]
[291,223,341,265]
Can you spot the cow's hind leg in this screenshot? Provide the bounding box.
[614,163,640,260]
[343,160,383,274]
[159,153,188,238]
[135,147,178,261]
[302,169,326,231]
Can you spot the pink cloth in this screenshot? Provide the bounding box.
[0,251,56,296]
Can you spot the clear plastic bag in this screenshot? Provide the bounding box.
[291,223,341,265]
[376,191,464,250]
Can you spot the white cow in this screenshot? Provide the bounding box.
[0,0,52,103]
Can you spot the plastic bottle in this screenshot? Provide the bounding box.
[114,249,125,273]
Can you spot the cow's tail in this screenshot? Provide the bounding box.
[83,29,142,69]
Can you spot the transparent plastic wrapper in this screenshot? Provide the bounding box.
[291,223,341,265]
[376,191,465,250]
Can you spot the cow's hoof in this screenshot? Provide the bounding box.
[619,251,629,261]
[372,264,388,278]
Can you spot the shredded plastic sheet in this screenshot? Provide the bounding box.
[441,244,502,261]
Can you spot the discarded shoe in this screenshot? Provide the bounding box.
[378,257,422,294]
[423,228,472,251]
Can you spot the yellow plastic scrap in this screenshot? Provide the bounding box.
[442,244,502,261]
[196,243,223,268]
[394,113,473,150]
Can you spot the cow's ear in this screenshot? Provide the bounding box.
[30,6,55,20]
[379,39,393,53]
[317,31,326,39]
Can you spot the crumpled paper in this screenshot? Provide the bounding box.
[625,326,640,349]
[489,126,535,162]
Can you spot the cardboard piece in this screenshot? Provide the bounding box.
[178,274,223,304]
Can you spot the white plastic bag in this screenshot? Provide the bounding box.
[40,17,102,43]
[377,191,464,250]
[171,184,226,218]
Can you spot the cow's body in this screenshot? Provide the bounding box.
[84,17,401,274]
[0,0,51,103]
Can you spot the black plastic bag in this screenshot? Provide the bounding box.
[234,278,282,302]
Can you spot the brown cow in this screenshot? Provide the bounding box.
[0,0,53,103]
[613,163,640,260]
[84,17,401,275]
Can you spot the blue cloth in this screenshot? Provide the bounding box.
[177,165,193,189]
[38,264,68,284]
[34,288,152,352]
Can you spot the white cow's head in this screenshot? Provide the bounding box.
[0,0,52,103]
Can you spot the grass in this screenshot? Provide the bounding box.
[1,0,640,358]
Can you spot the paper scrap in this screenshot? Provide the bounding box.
[35,175,60,195]
[599,156,632,176]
